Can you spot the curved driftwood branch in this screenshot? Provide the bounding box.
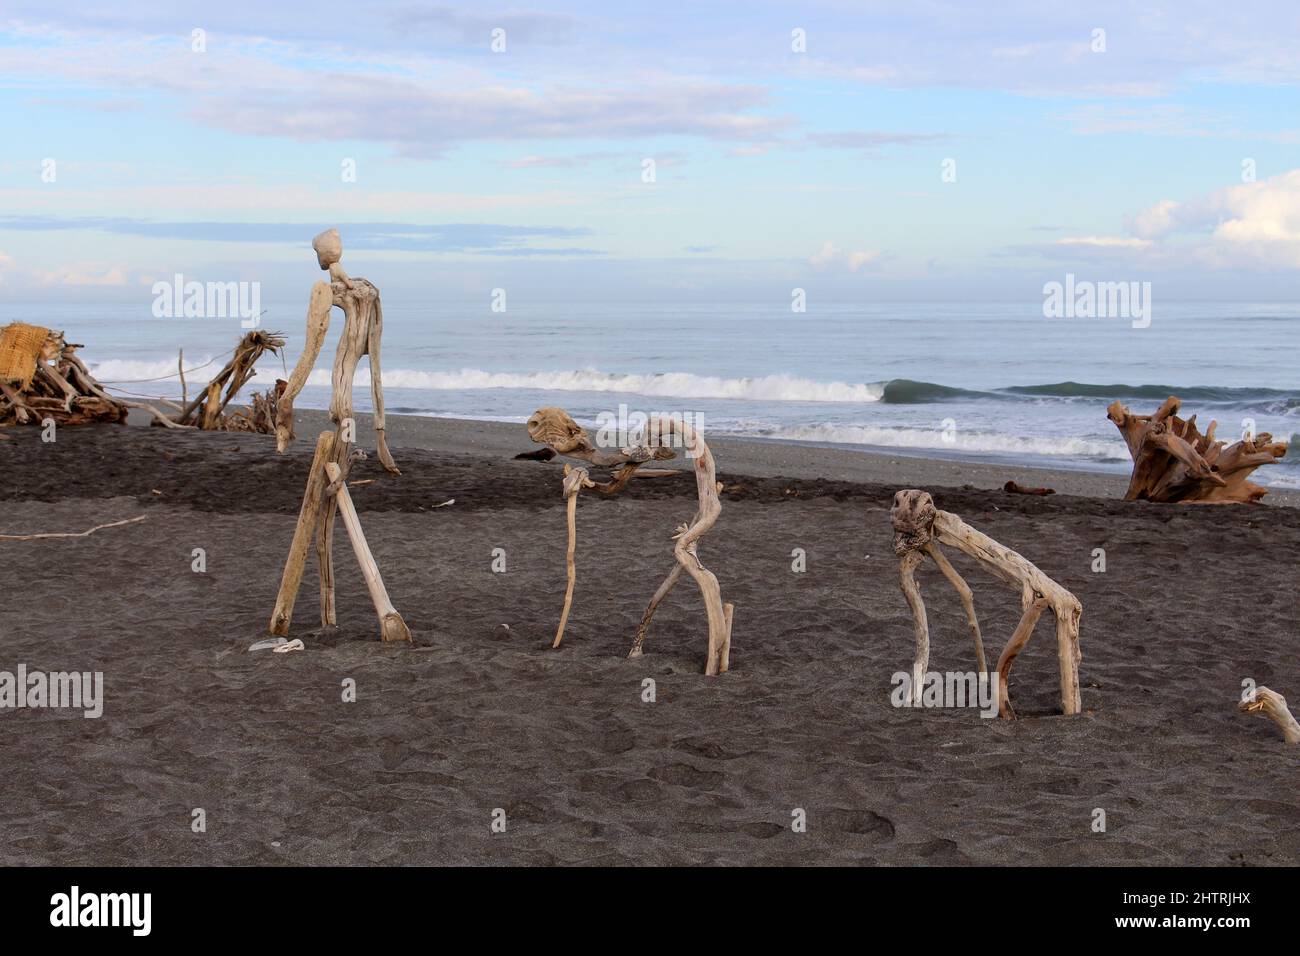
[1239,686,1300,744]
[0,515,147,541]
[924,542,986,674]
[275,281,332,452]
[553,464,594,648]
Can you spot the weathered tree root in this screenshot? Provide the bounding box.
[1108,396,1286,503]
[527,406,734,675]
[1239,686,1300,744]
[891,489,1082,718]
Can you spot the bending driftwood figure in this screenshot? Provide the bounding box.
[1108,396,1286,503]
[267,230,410,644]
[526,406,734,676]
[275,229,399,475]
[1239,686,1300,744]
[891,489,1082,719]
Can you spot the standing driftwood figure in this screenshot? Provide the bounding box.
[1107,396,1286,503]
[526,407,734,676]
[267,230,410,644]
[274,229,399,475]
[890,489,1082,718]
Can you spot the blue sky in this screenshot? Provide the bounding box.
[1,1,1298,302]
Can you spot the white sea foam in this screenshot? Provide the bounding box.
[734,422,1131,460]
[302,367,888,403]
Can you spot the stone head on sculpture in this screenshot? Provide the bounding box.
[311,228,355,290]
[313,228,341,268]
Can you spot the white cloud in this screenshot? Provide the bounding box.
[39,266,130,287]
[809,241,883,272]
[1131,169,1300,268]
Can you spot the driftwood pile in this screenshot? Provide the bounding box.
[0,323,129,427]
[1107,396,1287,503]
[0,322,287,434]
[167,330,285,431]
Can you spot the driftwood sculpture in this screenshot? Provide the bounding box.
[274,230,398,475]
[1107,396,1286,503]
[0,323,129,427]
[267,230,410,644]
[526,406,734,675]
[1239,687,1300,744]
[891,489,1082,718]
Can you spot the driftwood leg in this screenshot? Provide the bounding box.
[898,549,928,705]
[553,465,590,648]
[1054,602,1082,715]
[324,462,411,643]
[995,596,1049,719]
[628,563,683,658]
[367,299,399,475]
[925,542,987,674]
[269,430,337,635]
[719,601,735,672]
[317,497,337,627]
[316,439,350,628]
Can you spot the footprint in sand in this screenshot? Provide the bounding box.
[649,762,725,791]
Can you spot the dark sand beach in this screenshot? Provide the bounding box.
[1,413,1297,865]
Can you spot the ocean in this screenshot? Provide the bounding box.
[15,299,1300,486]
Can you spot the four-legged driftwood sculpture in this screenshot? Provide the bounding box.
[526,407,734,675]
[891,489,1082,718]
[267,230,410,644]
[1239,686,1300,744]
[1107,396,1287,503]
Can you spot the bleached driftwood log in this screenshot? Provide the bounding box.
[267,230,409,644]
[891,489,1082,718]
[1107,396,1287,503]
[275,230,398,475]
[526,406,734,675]
[1239,686,1300,744]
